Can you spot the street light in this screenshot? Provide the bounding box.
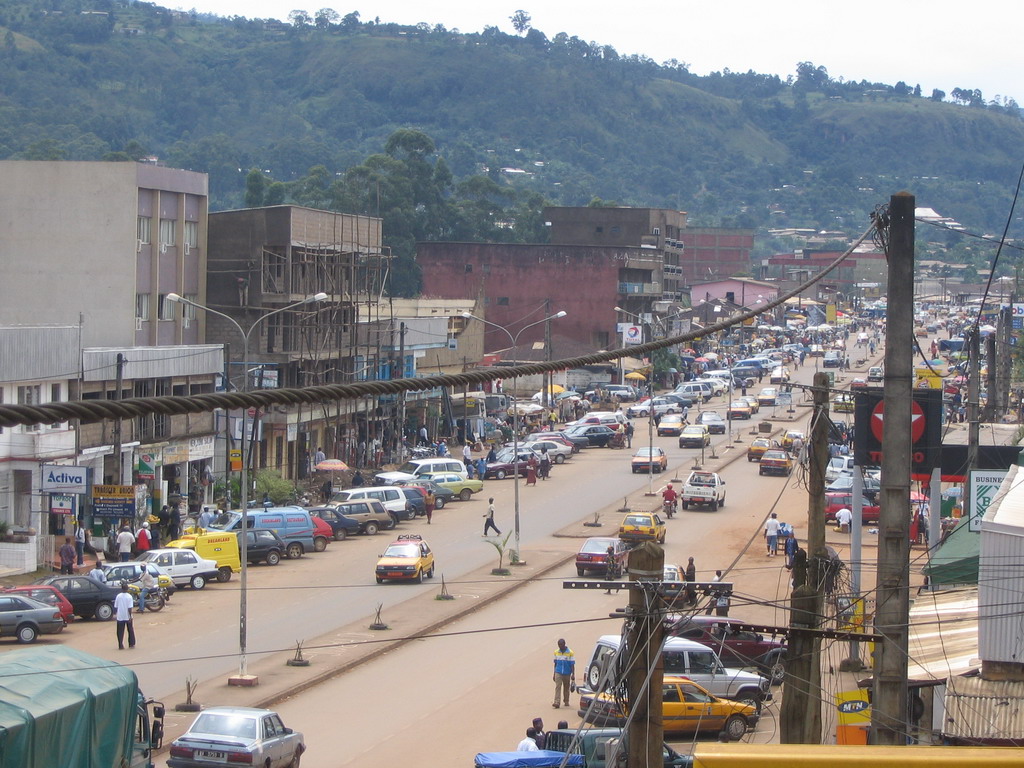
[614,307,658,497]
[461,309,567,564]
[167,291,327,684]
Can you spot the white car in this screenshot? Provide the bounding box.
[693,377,727,396]
[521,439,573,464]
[136,548,221,590]
[626,397,681,418]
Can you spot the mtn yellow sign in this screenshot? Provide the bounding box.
[915,366,942,389]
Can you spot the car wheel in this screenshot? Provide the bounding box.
[314,536,328,553]
[434,497,446,509]
[577,567,585,577]
[724,714,747,741]
[289,751,302,768]
[736,692,763,713]
[427,563,435,578]
[385,515,398,530]
[364,522,379,535]
[554,454,565,464]
[496,469,507,480]
[286,543,304,559]
[16,623,38,643]
[767,656,786,685]
[375,576,384,584]
[266,550,282,566]
[190,574,207,590]
[333,528,347,541]
[459,488,472,501]
[414,569,423,584]
[94,601,114,621]
[587,662,603,690]
[719,496,725,507]
[681,501,689,510]
[217,566,232,583]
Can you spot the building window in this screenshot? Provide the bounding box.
[464,264,472,273]
[595,226,603,233]
[497,297,509,306]
[18,385,40,432]
[137,216,152,244]
[184,221,198,248]
[159,219,176,246]
[158,295,175,321]
[136,293,150,322]
[611,226,620,235]
[50,384,62,428]
[182,294,197,321]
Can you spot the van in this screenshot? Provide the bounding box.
[375,457,467,485]
[165,530,241,582]
[825,455,856,483]
[330,486,417,520]
[583,634,769,708]
[674,382,712,403]
[209,506,324,559]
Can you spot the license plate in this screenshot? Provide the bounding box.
[388,572,404,577]
[196,750,227,762]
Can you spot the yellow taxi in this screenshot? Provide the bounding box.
[781,430,805,450]
[618,511,666,544]
[374,534,435,584]
[746,437,773,462]
[758,449,794,476]
[580,676,758,740]
[727,400,752,420]
[740,396,760,414]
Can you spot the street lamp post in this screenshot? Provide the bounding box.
[168,291,327,683]
[461,310,566,564]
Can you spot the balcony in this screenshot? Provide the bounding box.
[618,281,662,296]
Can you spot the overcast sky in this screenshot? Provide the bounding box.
[181,0,1021,104]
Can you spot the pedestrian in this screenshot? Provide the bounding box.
[136,522,152,553]
[683,556,697,606]
[114,581,136,650]
[321,478,333,502]
[714,589,731,617]
[517,728,540,752]
[466,461,475,480]
[58,536,76,574]
[487,445,498,463]
[138,568,157,612]
[557,721,569,730]
[531,718,547,749]
[552,638,576,709]
[538,448,551,481]
[784,531,799,568]
[198,506,215,530]
[351,470,365,487]
[116,525,135,562]
[476,457,487,481]
[74,519,86,566]
[314,446,326,466]
[764,512,781,556]
[526,455,538,486]
[88,559,106,582]
[462,441,473,465]
[418,424,429,445]
[166,507,181,542]
[483,498,501,536]
[835,506,853,534]
[424,489,435,525]
[624,421,634,448]
[149,523,160,549]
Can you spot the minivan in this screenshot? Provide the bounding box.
[210,506,324,559]
[674,382,712,403]
[582,634,769,709]
[375,457,467,485]
[825,455,856,483]
[330,486,417,520]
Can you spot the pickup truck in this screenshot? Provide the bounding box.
[544,728,691,767]
[681,471,726,511]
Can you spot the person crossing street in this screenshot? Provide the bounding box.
[552,638,576,709]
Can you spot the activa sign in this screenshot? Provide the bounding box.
[40,464,88,494]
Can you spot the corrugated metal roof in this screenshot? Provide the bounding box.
[944,675,1024,741]
[908,587,980,680]
[0,326,79,382]
[82,346,223,381]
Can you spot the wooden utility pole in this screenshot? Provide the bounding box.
[780,370,828,743]
[625,542,665,768]
[871,192,915,745]
[983,331,997,422]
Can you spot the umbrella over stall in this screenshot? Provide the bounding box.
[315,458,349,472]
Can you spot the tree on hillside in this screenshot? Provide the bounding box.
[339,11,360,30]
[795,61,829,91]
[314,8,339,29]
[288,10,311,27]
[931,88,946,101]
[510,10,531,35]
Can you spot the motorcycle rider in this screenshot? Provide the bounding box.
[138,568,157,612]
[661,483,678,517]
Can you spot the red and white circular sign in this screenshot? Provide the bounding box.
[870,398,925,444]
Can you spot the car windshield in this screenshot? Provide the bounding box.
[634,448,659,457]
[191,713,257,739]
[763,451,787,460]
[624,515,651,526]
[382,544,420,558]
[582,539,612,553]
[396,462,420,474]
[682,427,703,435]
[209,512,242,531]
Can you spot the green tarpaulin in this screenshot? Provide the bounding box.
[923,517,979,586]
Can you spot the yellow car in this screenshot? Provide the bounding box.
[757,388,778,407]
[740,396,760,414]
[759,449,794,476]
[421,471,484,501]
[631,447,668,474]
[747,437,773,462]
[374,534,435,583]
[618,511,666,543]
[727,400,752,420]
[781,430,805,450]
[580,676,758,740]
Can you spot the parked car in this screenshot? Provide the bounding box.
[630,446,668,473]
[102,561,176,597]
[420,471,484,501]
[331,486,416,521]
[825,492,880,523]
[0,593,65,643]
[168,706,305,768]
[326,499,395,535]
[237,528,288,564]
[825,456,856,483]
[679,425,711,448]
[0,584,75,625]
[521,439,574,464]
[394,478,456,508]
[564,424,618,448]
[827,474,881,501]
[626,397,682,418]
[484,449,534,479]
[375,534,435,584]
[375,457,468,485]
[695,411,726,434]
[575,537,629,577]
[530,431,588,452]
[667,614,788,684]
[34,574,122,621]
[135,548,222,590]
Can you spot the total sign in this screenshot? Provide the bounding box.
[622,325,644,346]
[40,464,88,494]
[854,388,941,474]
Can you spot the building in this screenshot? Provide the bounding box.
[757,249,887,302]
[0,161,221,572]
[689,278,779,309]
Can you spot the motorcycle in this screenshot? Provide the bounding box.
[608,432,627,449]
[128,583,167,612]
[662,498,677,519]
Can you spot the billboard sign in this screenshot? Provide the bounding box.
[968,470,1008,532]
[41,465,88,494]
[92,485,136,518]
[854,388,942,473]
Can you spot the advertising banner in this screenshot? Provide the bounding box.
[968,470,1008,532]
[50,494,76,516]
[40,464,88,494]
[622,325,643,346]
[92,485,136,518]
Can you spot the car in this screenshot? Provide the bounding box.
[530,431,588,452]
[746,437,773,462]
[0,593,65,643]
[631,446,668,473]
[808,344,825,357]
[626,397,681,419]
[827,474,881,501]
[237,528,288,564]
[825,492,880,523]
[308,506,361,541]
[375,534,435,584]
[695,411,726,434]
[740,396,760,414]
[823,351,842,368]
[484,449,534,479]
[331,486,416,521]
[421,471,485,500]
[667,615,787,684]
[575,537,630,577]
[757,387,779,407]
[618,511,666,543]
[769,367,790,385]
[395,478,456,508]
[34,574,122,621]
[1,585,75,625]
[850,377,868,389]
[693,378,727,396]
[657,414,686,436]
[374,457,468,485]
[168,706,305,768]
[678,425,710,448]
[579,676,758,740]
[727,400,752,420]
[825,455,856,483]
[832,394,855,413]
[567,411,627,432]
[868,366,884,382]
[326,499,395,535]
[521,439,574,464]
[564,424,618,447]
[102,561,177,597]
[135,548,222,590]
[780,430,805,451]
[759,450,794,476]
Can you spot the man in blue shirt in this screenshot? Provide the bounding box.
[552,638,576,709]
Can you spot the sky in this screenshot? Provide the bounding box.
[179,0,1022,104]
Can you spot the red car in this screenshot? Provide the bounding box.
[825,492,880,524]
[2,585,75,625]
[576,537,629,577]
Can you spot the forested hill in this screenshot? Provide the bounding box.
[2,0,1022,258]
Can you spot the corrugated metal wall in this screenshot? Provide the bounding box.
[0,326,79,382]
[979,483,1024,663]
[82,345,223,381]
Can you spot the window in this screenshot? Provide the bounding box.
[50,384,62,428]
[497,297,509,306]
[464,264,472,273]
[137,216,151,244]
[18,385,40,432]
[595,226,603,233]
[159,219,176,246]
[184,221,198,248]
[182,294,197,320]
[135,293,150,321]
[157,295,175,321]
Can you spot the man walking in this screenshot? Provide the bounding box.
[58,536,76,574]
[424,489,435,525]
[764,512,781,556]
[74,520,86,566]
[483,499,501,536]
[552,638,576,709]
[114,581,136,650]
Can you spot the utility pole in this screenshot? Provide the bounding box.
[398,322,406,460]
[625,542,665,768]
[871,192,915,745]
[962,328,981,523]
[983,330,997,422]
[780,370,827,743]
[544,299,553,410]
[112,353,125,484]
[997,304,1012,416]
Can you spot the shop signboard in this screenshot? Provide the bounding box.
[968,470,1008,532]
[163,443,189,464]
[92,485,136,518]
[189,435,215,461]
[50,494,76,516]
[136,453,156,480]
[41,464,88,494]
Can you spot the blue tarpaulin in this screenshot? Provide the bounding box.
[474,750,585,767]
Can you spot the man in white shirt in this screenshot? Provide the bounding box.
[88,560,106,582]
[835,507,853,534]
[764,512,781,556]
[113,582,136,650]
[116,526,136,562]
[138,569,157,612]
[516,728,540,751]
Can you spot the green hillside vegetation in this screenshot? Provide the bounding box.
[0,0,1022,294]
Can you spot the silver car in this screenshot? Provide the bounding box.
[0,593,65,643]
[168,706,305,768]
